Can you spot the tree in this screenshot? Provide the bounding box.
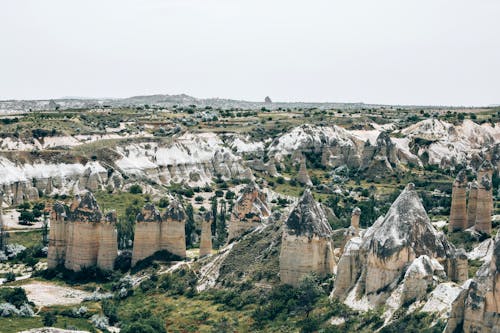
[129,184,143,194]
[297,274,324,318]
[43,312,57,326]
[185,204,195,247]
[211,197,218,236]
[216,200,227,247]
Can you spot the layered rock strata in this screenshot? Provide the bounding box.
[131,199,187,266]
[47,191,118,271]
[450,170,468,231]
[227,183,270,242]
[279,189,335,286]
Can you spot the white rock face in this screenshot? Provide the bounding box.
[401,119,500,166]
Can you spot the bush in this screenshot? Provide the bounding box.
[129,184,143,194]
[5,271,16,283]
[0,288,30,308]
[43,312,57,326]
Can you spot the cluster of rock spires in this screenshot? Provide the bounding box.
[227,182,270,242]
[332,184,467,306]
[47,191,118,271]
[450,161,495,234]
[131,199,187,266]
[446,231,500,332]
[48,191,193,271]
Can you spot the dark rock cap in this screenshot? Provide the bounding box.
[136,203,162,222]
[285,189,333,237]
[163,199,186,221]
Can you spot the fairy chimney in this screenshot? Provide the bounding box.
[199,211,213,257]
[466,181,479,229]
[475,174,493,234]
[449,170,468,231]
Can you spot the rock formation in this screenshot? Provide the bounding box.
[131,203,162,266]
[227,183,270,242]
[450,170,468,231]
[446,232,500,332]
[131,199,187,266]
[359,131,401,176]
[199,211,213,257]
[47,191,118,271]
[477,160,494,182]
[475,174,493,234]
[467,181,479,229]
[332,184,455,303]
[279,189,335,286]
[297,157,313,186]
[351,207,361,233]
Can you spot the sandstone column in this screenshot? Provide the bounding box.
[475,174,493,234]
[199,211,213,257]
[449,170,467,231]
[466,181,478,229]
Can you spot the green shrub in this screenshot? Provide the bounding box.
[129,184,143,194]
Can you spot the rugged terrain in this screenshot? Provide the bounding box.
[0,99,499,332]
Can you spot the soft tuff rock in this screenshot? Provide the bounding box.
[450,170,468,231]
[131,199,186,266]
[47,191,118,271]
[279,189,335,286]
[227,182,270,242]
[445,232,500,332]
[475,174,493,234]
[199,211,213,257]
[332,184,455,303]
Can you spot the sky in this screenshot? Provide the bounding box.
[1,0,499,106]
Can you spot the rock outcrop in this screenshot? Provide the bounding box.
[279,189,335,286]
[467,181,479,229]
[131,199,186,266]
[297,158,313,186]
[445,232,500,332]
[351,207,361,232]
[199,211,213,257]
[450,170,468,231]
[227,183,270,242]
[47,191,118,271]
[332,184,455,303]
[475,174,493,234]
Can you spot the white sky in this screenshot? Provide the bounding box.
[1,0,499,106]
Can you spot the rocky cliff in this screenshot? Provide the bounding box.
[47,191,118,271]
[446,232,500,332]
[279,189,335,286]
[227,182,270,242]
